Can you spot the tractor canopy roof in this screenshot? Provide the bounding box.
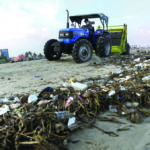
[70,13,108,28]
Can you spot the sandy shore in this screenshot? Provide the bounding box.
[1,53,150,150]
[0,55,117,97]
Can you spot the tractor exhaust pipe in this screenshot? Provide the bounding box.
[66,9,69,28]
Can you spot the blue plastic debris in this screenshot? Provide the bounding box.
[38,87,54,98]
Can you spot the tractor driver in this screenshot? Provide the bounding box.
[84,18,94,33]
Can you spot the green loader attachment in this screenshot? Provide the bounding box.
[108,24,130,55]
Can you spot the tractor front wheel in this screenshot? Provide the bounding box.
[96,35,112,57]
[72,39,93,63]
[44,39,61,61]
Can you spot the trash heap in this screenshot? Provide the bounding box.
[1,52,150,150]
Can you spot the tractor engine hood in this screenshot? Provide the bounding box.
[59,28,89,39]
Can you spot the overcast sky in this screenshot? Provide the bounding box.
[0,0,150,57]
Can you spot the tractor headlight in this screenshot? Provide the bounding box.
[59,31,73,39]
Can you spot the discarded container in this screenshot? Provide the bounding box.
[108,80,114,84]
[60,87,68,91]
[0,105,10,115]
[71,82,88,91]
[10,103,20,109]
[55,111,73,120]
[108,90,115,96]
[68,117,77,130]
[120,86,126,91]
[119,76,131,83]
[135,63,143,70]
[134,58,140,62]
[28,94,38,103]
[109,105,117,112]
[125,102,132,108]
[122,112,126,115]
[13,97,20,102]
[132,102,139,108]
[38,100,49,105]
[142,75,150,81]
[78,94,86,102]
[136,93,141,97]
[65,97,74,108]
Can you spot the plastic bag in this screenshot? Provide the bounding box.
[0,105,10,115]
[28,94,38,103]
[71,82,88,91]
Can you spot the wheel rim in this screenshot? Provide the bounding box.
[79,44,91,61]
[105,40,111,56]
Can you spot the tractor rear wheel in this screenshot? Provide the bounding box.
[72,39,93,63]
[44,39,61,61]
[96,35,112,57]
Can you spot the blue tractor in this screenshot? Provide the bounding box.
[44,10,112,63]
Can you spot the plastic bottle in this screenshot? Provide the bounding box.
[65,97,73,108]
[55,111,73,120]
[71,82,88,91]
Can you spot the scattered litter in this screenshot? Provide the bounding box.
[2,97,11,103]
[71,82,88,91]
[68,117,77,130]
[28,94,38,103]
[125,102,133,108]
[65,97,74,108]
[136,93,141,97]
[108,90,115,96]
[135,63,143,70]
[13,97,20,102]
[9,95,14,100]
[142,75,150,81]
[134,58,140,62]
[122,112,126,115]
[34,75,40,78]
[1,52,150,149]
[120,86,126,91]
[119,76,131,82]
[10,103,20,109]
[38,100,49,105]
[78,94,86,102]
[108,80,114,84]
[69,77,77,83]
[55,111,74,120]
[132,102,139,108]
[109,105,117,113]
[0,105,10,115]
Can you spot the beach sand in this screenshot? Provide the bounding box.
[0,53,150,150]
[0,55,117,97]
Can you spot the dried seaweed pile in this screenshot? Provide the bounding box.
[1,51,150,150]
